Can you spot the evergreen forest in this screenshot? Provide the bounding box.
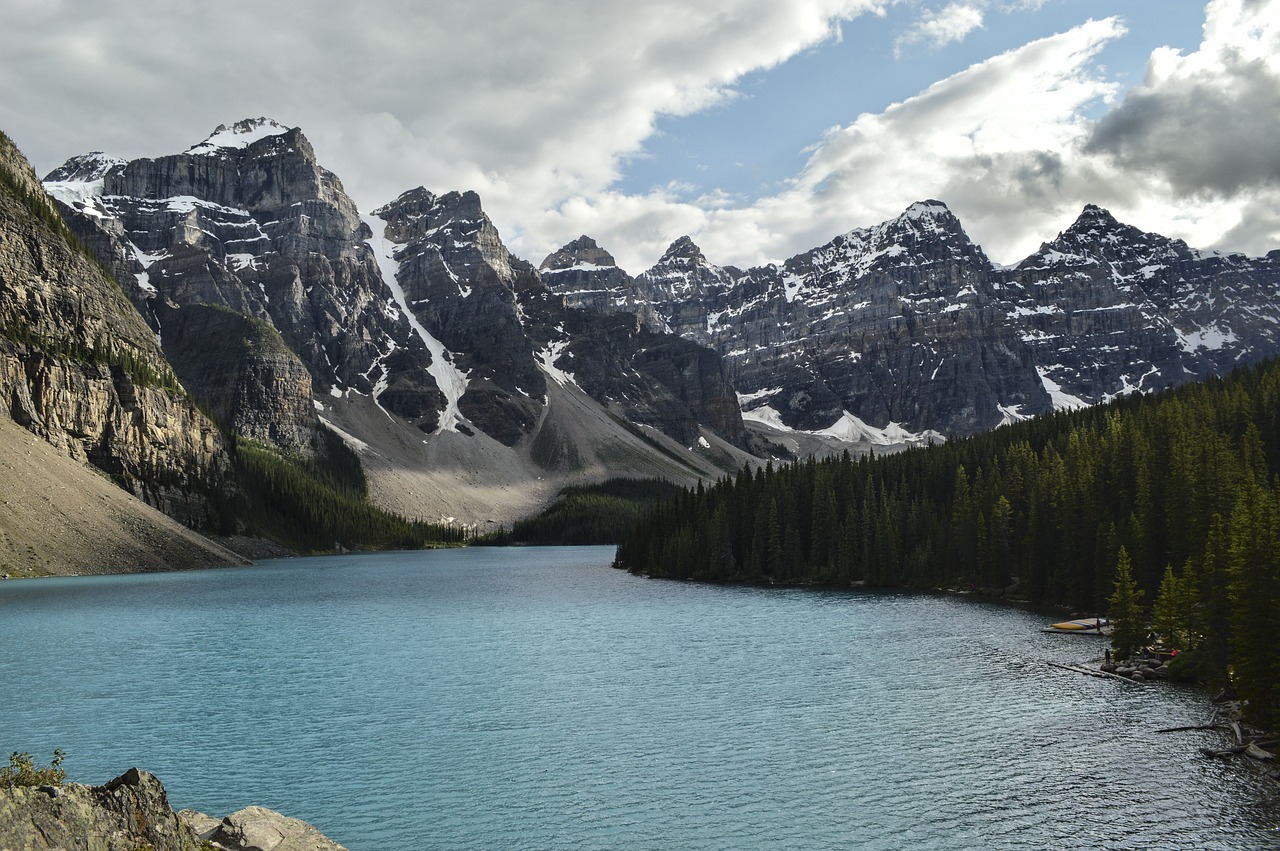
[479,478,682,546]
[224,430,466,553]
[615,359,1280,728]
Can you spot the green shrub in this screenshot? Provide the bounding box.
[3,749,66,789]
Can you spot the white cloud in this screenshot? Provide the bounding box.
[895,3,986,56]
[538,0,1280,272]
[0,0,888,260]
[549,16,1126,271]
[4,0,1278,277]
[1085,0,1280,254]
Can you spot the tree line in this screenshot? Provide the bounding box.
[225,430,466,553]
[478,478,682,546]
[615,360,1280,728]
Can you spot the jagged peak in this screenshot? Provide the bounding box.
[1050,203,1152,249]
[1070,203,1122,230]
[540,235,619,272]
[902,199,954,220]
[893,200,966,236]
[374,187,487,223]
[43,151,126,184]
[827,200,967,251]
[658,235,708,267]
[564,235,603,253]
[186,118,293,155]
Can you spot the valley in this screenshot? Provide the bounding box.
[4,117,1280,567]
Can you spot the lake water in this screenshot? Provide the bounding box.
[1,546,1276,849]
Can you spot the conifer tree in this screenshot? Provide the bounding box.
[1152,565,1186,651]
[1109,546,1146,661]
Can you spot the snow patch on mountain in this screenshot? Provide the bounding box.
[1175,323,1238,353]
[1037,368,1089,410]
[42,152,123,203]
[997,404,1031,427]
[814,411,945,446]
[318,416,370,453]
[736,387,782,407]
[537,337,576,388]
[743,404,944,446]
[363,213,469,433]
[186,118,290,155]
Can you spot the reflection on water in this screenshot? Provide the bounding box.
[1,547,1276,849]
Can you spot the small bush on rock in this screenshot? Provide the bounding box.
[2,749,66,789]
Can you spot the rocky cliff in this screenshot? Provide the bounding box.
[48,122,747,465]
[0,131,233,528]
[0,767,346,851]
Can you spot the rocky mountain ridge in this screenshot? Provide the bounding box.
[43,120,753,528]
[543,201,1280,438]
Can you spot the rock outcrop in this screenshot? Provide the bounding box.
[0,768,346,851]
[182,804,348,851]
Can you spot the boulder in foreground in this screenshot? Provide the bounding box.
[0,767,346,851]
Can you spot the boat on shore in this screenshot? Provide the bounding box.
[1043,617,1111,635]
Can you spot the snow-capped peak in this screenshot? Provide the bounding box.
[658,235,709,267]
[42,152,127,209]
[903,200,953,222]
[186,118,291,155]
[43,151,125,184]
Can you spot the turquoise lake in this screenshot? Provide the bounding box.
[1,546,1276,849]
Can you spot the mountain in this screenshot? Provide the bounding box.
[45,120,752,527]
[38,117,1280,533]
[46,117,445,444]
[545,201,1280,439]
[1004,204,1280,404]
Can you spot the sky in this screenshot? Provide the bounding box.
[3,0,1277,274]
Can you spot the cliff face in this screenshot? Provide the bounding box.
[47,119,445,440]
[519,284,746,450]
[368,187,749,451]
[372,187,545,445]
[159,304,321,455]
[0,131,231,527]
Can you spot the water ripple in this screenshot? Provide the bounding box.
[1,549,1277,850]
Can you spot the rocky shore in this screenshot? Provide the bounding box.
[0,767,346,851]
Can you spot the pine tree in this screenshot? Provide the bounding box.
[1151,564,1186,651]
[1109,546,1146,661]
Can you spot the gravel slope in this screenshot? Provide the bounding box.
[0,416,248,577]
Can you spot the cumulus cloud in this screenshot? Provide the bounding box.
[681,17,1130,267]
[895,3,986,56]
[4,0,1278,274]
[1087,0,1280,198]
[0,0,887,261]
[579,0,1280,271]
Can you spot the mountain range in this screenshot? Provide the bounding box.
[543,201,1280,439]
[4,116,1279,566]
